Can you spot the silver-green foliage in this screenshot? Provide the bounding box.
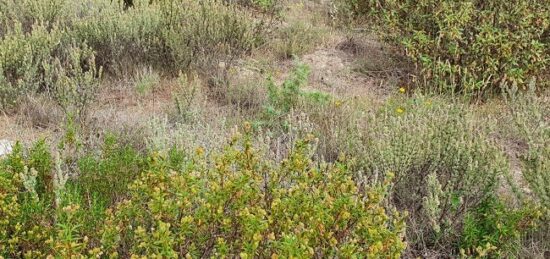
[507,84,550,211]
[0,0,265,110]
[358,94,509,250]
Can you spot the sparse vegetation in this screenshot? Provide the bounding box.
[1,0,548,257]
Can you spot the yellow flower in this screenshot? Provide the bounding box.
[253,232,262,242]
[195,146,204,156]
[399,87,406,93]
[334,100,342,107]
[396,108,405,114]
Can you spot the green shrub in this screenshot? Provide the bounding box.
[0,130,407,257]
[77,134,143,205]
[70,0,166,73]
[99,129,406,257]
[163,0,264,69]
[225,0,280,12]
[43,42,102,121]
[506,86,550,211]
[336,0,549,95]
[173,72,201,122]
[505,86,550,255]
[460,197,541,257]
[264,63,330,121]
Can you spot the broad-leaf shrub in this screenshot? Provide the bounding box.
[0,129,406,257]
[100,129,406,257]
[336,0,550,94]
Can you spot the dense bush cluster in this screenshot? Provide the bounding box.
[0,128,406,257]
[353,94,542,256]
[1,0,548,257]
[0,0,265,110]
[335,0,550,95]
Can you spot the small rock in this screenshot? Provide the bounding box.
[0,139,13,157]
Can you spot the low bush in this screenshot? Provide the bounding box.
[273,21,325,59]
[77,134,143,205]
[335,0,549,95]
[505,86,550,255]
[224,0,280,12]
[133,67,160,95]
[0,23,63,110]
[264,63,330,122]
[460,196,540,257]
[0,128,407,257]
[354,94,518,255]
[100,129,406,257]
[0,0,266,111]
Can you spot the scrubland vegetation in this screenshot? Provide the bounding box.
[0,0,548,258]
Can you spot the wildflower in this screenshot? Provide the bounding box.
[330,237,338,246]
[399,87,406,93]
[335,100,342,107]
[195,146,204,156]
[396,108,405,114]
[243,121,252,133]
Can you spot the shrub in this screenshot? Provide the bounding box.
[43,42,102,122]
[335,0,550,95]
[264,63,330,122]
[460,197,540,257]
[134,67,160,95]
[162,0,265,72]
[224,0,280,12]
[77,134,143,205]
[355,94,512,255]
[1,0,266,110]
[505,85,550,255]
[273,21,325,59]
[506,85,550,211]
[173,72,201,122]
[0,23,63,110]
[0,129,407,257]
[99,128,406,257]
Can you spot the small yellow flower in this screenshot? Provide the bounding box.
[396,108,405,114]
[399,87,406,93]
[334,100,342,107]
[243,121,252,133]
[253,232,262,242]
[195,146,204,156]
